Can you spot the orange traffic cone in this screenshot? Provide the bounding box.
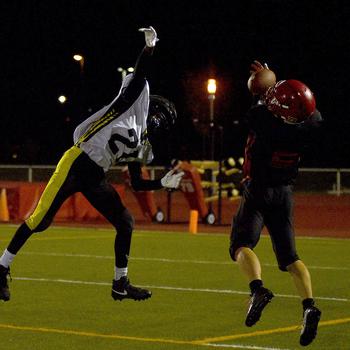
[0,188,10,222]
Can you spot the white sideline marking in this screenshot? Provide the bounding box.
[20,251,350,271]
[13,276,349,302]
[204,344,291,350]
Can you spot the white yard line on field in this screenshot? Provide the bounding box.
[20,251,350,271]
[203,344,292,350]
[13,276,349,302]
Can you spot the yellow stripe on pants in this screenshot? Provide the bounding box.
[25,146,83,230]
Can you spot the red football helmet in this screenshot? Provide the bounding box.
[264,79,316,124]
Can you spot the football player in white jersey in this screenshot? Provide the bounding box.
[0,26,184,302]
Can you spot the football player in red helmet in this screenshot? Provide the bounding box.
[264,79,316,124]
[229,61,322,346]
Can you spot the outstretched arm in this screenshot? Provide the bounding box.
[128,162,184,192]
[133,26,158,78]
[121,26,158,102]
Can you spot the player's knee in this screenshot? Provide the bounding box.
[33,217,53,233]
[229,246,236,261]
[277,254,299,272]
[26,211,54,233]
[229,241,255,261]
[229,244,247,262]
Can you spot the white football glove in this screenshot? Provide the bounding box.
[161,169,184,189]
[138,26,159,47]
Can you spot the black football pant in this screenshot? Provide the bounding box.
[7,146,134,268]
[229,181,299,271]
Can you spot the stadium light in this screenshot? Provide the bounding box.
[118,67,134,82]
[73,54,85,74]
[207,79,216,123]
[207,78,217,95]
[58,95,67,104]
[207,78,217,159]
[73,54,83,62]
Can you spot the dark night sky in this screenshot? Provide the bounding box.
[1,0,349,166]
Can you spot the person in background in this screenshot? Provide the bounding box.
[0,26,184,303]
[229,60,322,346]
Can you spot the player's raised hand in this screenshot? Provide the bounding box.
[138,26,159,47]
[247,59,276,95]
[250,60,270,74]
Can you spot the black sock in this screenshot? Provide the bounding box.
[114,229,132,268]
[302,298,315,311]
[249,279,263,294]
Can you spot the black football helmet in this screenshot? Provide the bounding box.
[147,95,177,136]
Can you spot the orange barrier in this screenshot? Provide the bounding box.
[123,167,159,221]
[0,181,125,223]
[1,181,350,238]
[177,161,209,220]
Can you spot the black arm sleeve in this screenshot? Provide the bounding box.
[128,162,163,191]
[246,104,272,134]
[133,46,154,80]
[121,46,154,103]
[295,109,323,152]
[105,46,154,117]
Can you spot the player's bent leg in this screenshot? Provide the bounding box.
[1,149,85,302]
[82,181,151,301]
[110,210,152,301]
[235,247,262,282]
[0,223,35,302]
[111,277,152,301]
[234,247,274,327]
[286,260,321,346]
[286,260,313,300]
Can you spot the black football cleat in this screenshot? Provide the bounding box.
[300,306,321,346]
[245,286,274,327]
[0,265,11,302]
[111,277,152,301]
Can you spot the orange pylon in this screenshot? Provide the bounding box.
[0,188,10,222]
[189,210,198,234]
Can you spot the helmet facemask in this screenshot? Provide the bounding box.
[147,95,177,144]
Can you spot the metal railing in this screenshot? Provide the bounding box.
[0,164,165,183]
[0,165,350,196]
[294,168,350,196]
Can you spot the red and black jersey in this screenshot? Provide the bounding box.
[243,103,322,186]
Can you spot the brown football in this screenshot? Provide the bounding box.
[247,69,276,95]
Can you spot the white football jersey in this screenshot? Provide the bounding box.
[73,74,154,172]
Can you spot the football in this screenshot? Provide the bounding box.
[247,68,277,95]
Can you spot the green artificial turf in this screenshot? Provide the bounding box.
[0,224,349,349]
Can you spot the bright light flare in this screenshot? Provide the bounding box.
[58,95,67,104]
[73,54,84,62]
[207,79,217,94]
